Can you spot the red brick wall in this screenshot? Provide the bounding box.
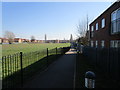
[90,2,120,48]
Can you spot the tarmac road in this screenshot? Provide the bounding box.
[23,49,76,88]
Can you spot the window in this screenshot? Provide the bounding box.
[96,23,98,30]
[101,40,105,48]
[91,41,94,47]
[91,32,94,37]
[101,18,105,28]
[111,8,120,34]
[110,40,114,48]
[91,26,94,38]
[111,11,117,33]
[95,41,98,48]
[117,8,120,19]
[91,26,94,31]
[117,9,120,32]
[111,11,117,21]
[110,40,120,48]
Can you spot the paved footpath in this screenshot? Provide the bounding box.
[23,49,76,88]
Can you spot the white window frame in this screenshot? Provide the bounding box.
[91,32,94,37]
[95,40,98,48]
[91,41,94,47]
[111,11,117,21]
[116,8,120,19]
[111,11,117,34]
[110,40,114,48]
[117,8,120,32]
[101,18,105,28]
[91,26,94,31]
[96,23,98,30]
[101,40,105,48]
[110,40,120,48]
[111,8,120,34]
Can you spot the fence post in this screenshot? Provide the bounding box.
[2,57,4,89]
[61,47,63,54]
[47,48,49,67]
[56,47,57,55]
[108,47,110,75]
[20,52,23,87]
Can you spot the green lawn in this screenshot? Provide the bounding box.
[1,43,70,79]
[2,43,70,56]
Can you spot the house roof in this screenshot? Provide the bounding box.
[0,38,8,40]
[90,2,120,25]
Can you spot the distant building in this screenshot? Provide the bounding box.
[89,2,120,48]
[14,38,22,43]
[59,40,69,43]
[0,38,3,44]
[70,34,73,43]
[21,39,29,42]
[2,38,9,43]
[45,34,47,43]
[55,40,59,43]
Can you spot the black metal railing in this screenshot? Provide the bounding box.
[82,46,120,81]
[2,47,70,89]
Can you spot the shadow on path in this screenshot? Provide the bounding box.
[23,49,76,88]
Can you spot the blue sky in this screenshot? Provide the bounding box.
[2,2,112,40]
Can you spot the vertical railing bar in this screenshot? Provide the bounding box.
[12,54,15,88]
[32,52,33,64]
[12,55,15,88]
[13,54,15,73]
[31,52,33,64]
[47,48,48,67]
[7,55,10,88]
[4,56,7,88]
[17,53,19,70]
[28,53,29,66]
[2,56,4,89]
[56,47,57,55]
[10,55,12,88]
[15,54,17,72]
[37,51,38,61]
[16,54,18,71]
[20,52,23,87]
[30,52,31,65]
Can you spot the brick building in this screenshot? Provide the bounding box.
[89,2,120,48]
[0,38,9,44]
[14,38,23,43]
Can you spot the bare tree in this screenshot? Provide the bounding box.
[76,15,89,45]
[76,15,89,38]
[4,31,15,44]
[31,35,35,42]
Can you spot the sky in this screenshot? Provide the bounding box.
[1,2,113,40]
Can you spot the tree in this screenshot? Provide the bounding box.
[76,15,89,46]
[4,31,15,44]
[31,35,35,42]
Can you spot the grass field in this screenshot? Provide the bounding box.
[2,43,70,56]
[1,43,70,80]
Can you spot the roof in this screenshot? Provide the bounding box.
[90,1,120,25]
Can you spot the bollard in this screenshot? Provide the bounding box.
[85,71,95,88]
